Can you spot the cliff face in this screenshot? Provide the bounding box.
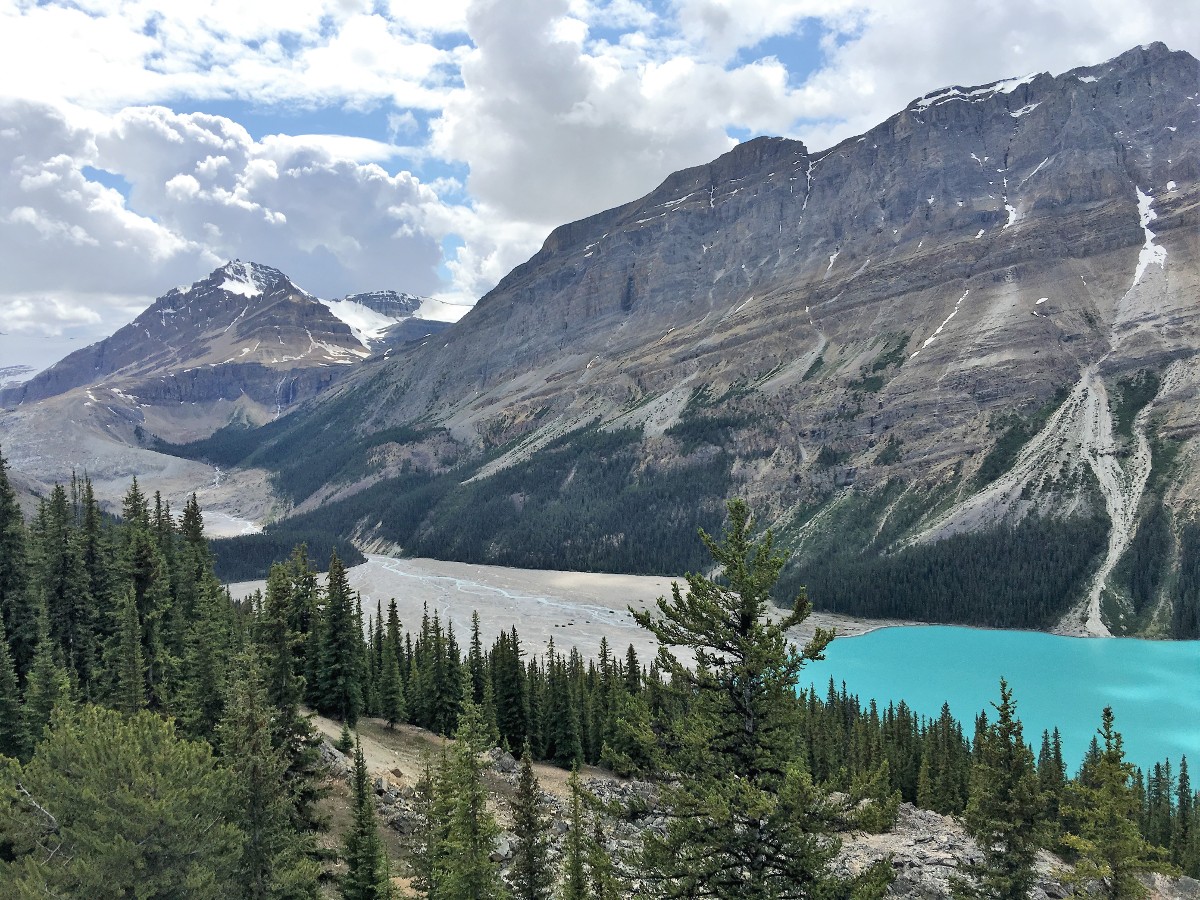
[240,43,1200,633]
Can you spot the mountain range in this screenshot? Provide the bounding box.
[4,42,1198,637]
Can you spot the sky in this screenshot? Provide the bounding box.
[2,0,1198,375]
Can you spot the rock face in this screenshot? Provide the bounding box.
[236,43,1199,633]
[336,741,1194,900]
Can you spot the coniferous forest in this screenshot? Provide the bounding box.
[0,449,1197,899]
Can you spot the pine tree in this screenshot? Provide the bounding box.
[431,689,507,900]
[316,552,363,725]
[107,586,147,715]
[560,767,588,900]
[342,741,392,900]
[951,679,1045,900]
[1063,707,1166,900]
[218,651,320,899]
[0,704,242,897]
[630,499,892,900]
[509,741,553,900]
[0,617,23,758]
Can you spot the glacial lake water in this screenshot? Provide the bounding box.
[801,625,1200,774]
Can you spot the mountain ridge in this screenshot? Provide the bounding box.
[11,42,1200,634]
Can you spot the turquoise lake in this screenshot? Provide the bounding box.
[801,626,1200,774]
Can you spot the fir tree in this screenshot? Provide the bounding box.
[630,499,892,900]
[316,552,364,725]
[951,679,1045,900]
[342,741,392,900]
[431,689,507,900]
[509,741,554,900]
[218,651,320,900]
[560,767,588,900]
[1062,707,1166,900]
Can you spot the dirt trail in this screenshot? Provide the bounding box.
[309,711,599,800]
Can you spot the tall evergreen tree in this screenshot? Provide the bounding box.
[342,741,392,900]
[315,552,363,725]
[218,651,320,900]
[431,690,507,900]
[951,679,1045,900]
[20,607,72,758]
[0,617,23,758]
[0,447,38,685]
[560,767,588,900]
[1063,707,1165,900]
[631,499,892,900]
[107,586,147,715]
[509,741,553,900]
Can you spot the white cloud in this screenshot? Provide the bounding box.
[1,0,1198,372]
[0,98,464,369]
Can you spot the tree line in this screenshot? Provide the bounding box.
[0,449,1194,898]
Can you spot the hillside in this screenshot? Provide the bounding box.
[54,44,1200,632]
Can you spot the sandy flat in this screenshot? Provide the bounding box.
[227,555,907,664]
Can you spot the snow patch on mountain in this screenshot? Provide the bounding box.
[321,299,400,347]
[1133,187,1168,286]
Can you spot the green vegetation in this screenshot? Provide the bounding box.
[802,355,824,380]
[1,447,1197,894]
[1111,371,1160,441]
[779,481,1108,629]
[211,530,365,582]
[257,424,734,577]
[973,386,1070,489]
[1109,437,1181,633]
[632,499,894,898]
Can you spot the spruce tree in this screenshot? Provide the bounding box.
[218,651,320,899]
[379,612,406,728]
[0,447,38,685]
[107,586,147,715]
[951,679,1044,900]
[316,552,363,725]
[0,617,23,758]
[342,741,392,900]
[509,741,553,900]
[630,499,892,900]
[1063,707,1165,900]
[431,690,507,900]
[20,608,72,758]
[560,767,588,900]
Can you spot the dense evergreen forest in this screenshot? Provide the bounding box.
[0,451,1195,898]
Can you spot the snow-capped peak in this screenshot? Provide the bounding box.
[215,260,283,298]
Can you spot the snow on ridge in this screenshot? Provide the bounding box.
[321,298,399,348]
[914,72,1037,110]
[1133,187,1168,286]
[218,261,268,299]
